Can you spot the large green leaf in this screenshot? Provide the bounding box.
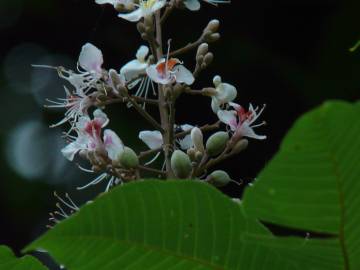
[24,100,360,269]
[243,101,360,269]
[0,245,47,269]
[25,180,340,270]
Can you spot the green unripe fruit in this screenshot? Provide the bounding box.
[206,131,229,157]
[119,147,139,169]
[171,150,192,179]
[208,170,231,187]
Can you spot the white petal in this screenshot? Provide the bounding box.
[217,110,237,131]
[180,124,194,132]
[95,0,116,4]
[139,130,163,149]
[150,0,167,13]
[103,129,124,160]
[184,0,201,10]
[79,43,103,73]
[120,60,148,81]
[174,65,195,85]
[216,82,237,103]
[61,135,88,161]
[93,109,109,127]
[178,135,193,150]
[118,8,143,22]
[146,65,172,85]
[229,102,241,111]
[211,98,220,113]
[238,123,266,140]
[77,115,91,130]
[136,45,149,62]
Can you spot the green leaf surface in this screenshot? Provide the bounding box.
[0,245,47,270]
[243,100,360,269]
[25,179,339,270]
[24,100,360,269]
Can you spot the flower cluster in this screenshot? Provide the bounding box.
[40,0,266,194]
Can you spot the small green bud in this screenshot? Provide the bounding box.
[206,131,229,157]
[231,139,249,155]
[119,147,139,169]
[207,170,232,187]
[171,150,192,179]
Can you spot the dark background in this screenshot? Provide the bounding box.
[0,0,359,262]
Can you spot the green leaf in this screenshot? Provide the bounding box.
[25,180,334,270]
[24,101,360,269]
[243,100,360,269]
[0,245,47,269]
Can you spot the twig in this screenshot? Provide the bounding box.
[175,121,221,138]
[127,95,163,131]
[169,36,204,58]
[138,165,166,176]
[161,0,175,25]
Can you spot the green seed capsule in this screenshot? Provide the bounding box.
[171,150,192,179]
[119,147,139,169]
[208,170,232,187]
[206,131,229,157]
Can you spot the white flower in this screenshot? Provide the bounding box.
[57,43,104,93]
[95,0,136,10]
[146,58,194,85]
[120,46,154,100]
[211,75,237,113]
[46,86,93,130]
[103,129,125,161]
[177,124,194,150]
[118,0,166,22]
[139,130,163,149]
[217,103,266,140]
[184,0,230,11]
[61,109,111,161]
[121,45,149,81]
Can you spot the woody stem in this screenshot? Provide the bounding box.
[155,11,174,178]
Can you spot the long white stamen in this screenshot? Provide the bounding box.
[77,173,108,190]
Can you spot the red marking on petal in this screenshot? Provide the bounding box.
[156,58,180,75]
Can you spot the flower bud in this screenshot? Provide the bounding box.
[213,75,222,87]
[206,131,229,157]
[207,170,232,187]
[171,150,192,179]
[197,43,209,57]
[231,139,249,155]
[191,127,204,153]
[187,148,196,161]
[205,19,220,33]
[202,52,214,67]
[196,54,204,64]
[207,33,221,43]
[137,22,146,34]
[194,151,203,162]
[109,69,125,93]
[119,147,139,169]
